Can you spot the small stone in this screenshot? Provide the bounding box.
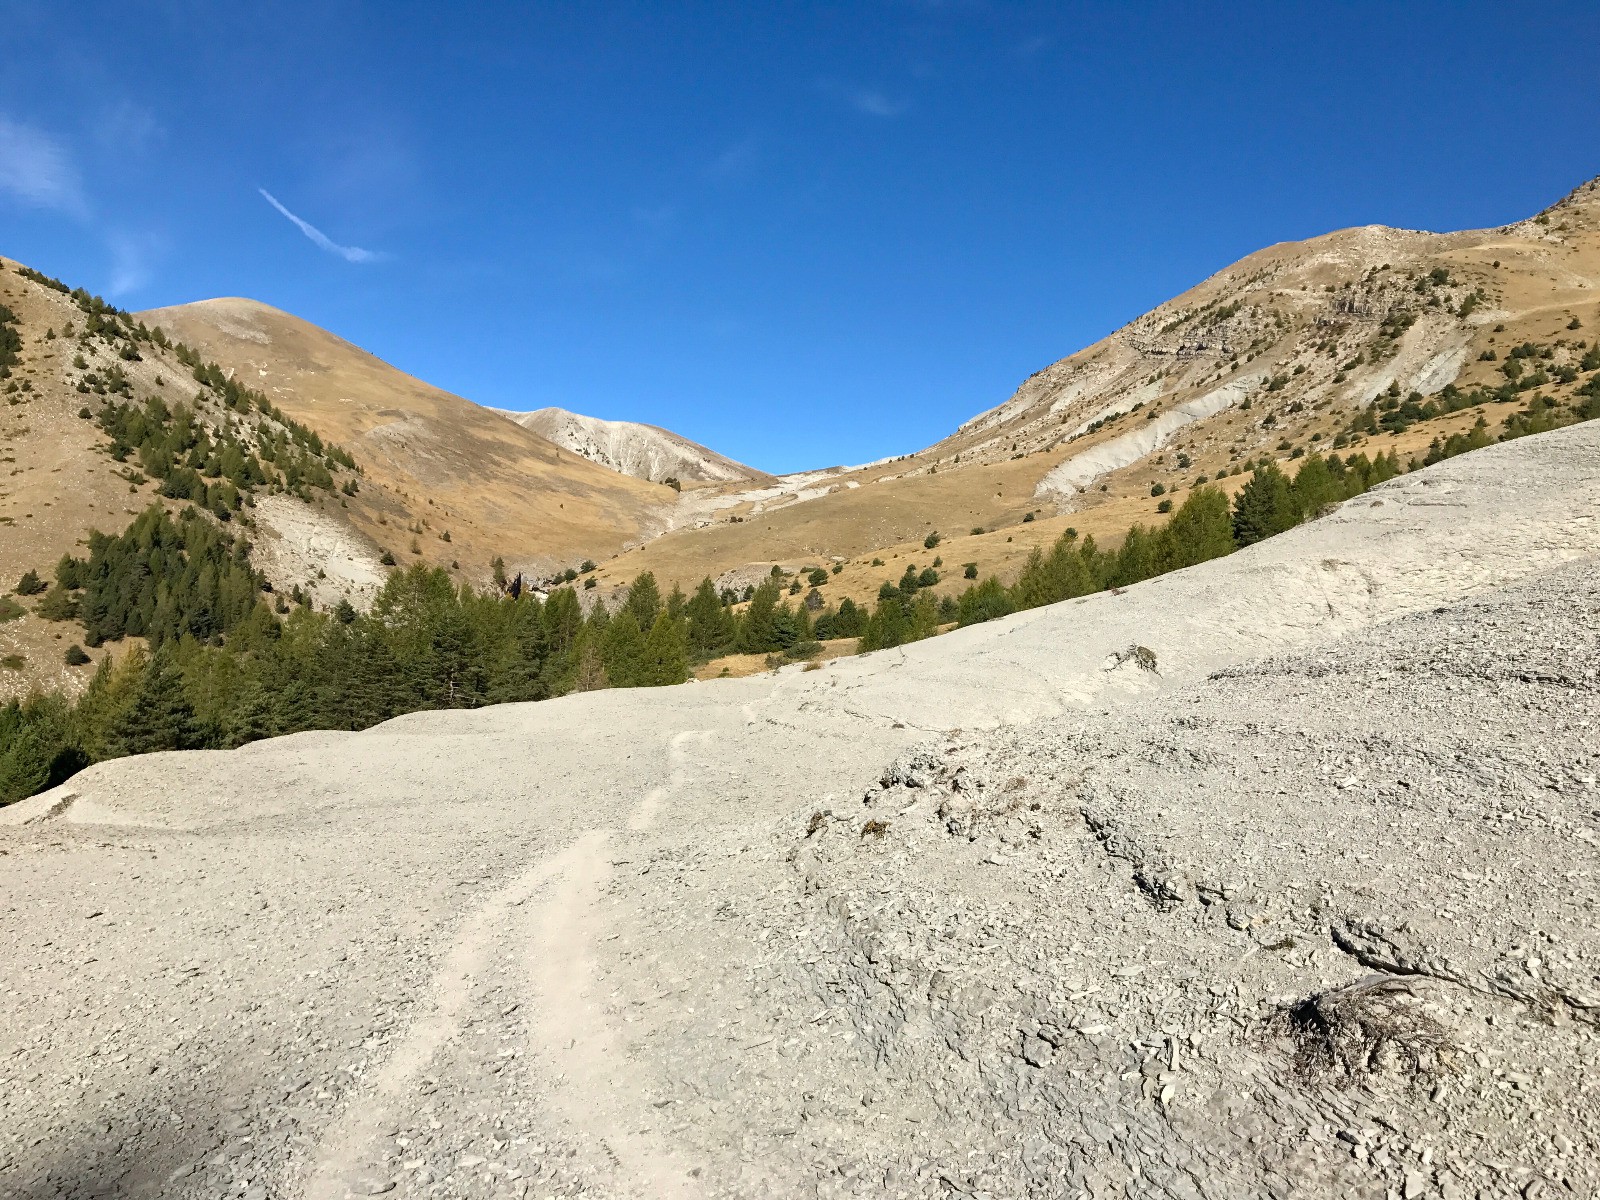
[1403,1170,1428,1199]
[350,1177,395,1195]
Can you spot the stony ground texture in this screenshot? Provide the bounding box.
[3,424,1599,1200]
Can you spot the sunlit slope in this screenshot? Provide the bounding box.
[139,298,673,580]
[587,177,1600,603]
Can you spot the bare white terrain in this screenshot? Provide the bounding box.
[249,494,389,611]
[494,407,762,484]
[3,423,1599,1199]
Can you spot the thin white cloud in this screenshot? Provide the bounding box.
[850,89,908,117]
[707,135,761,179]
[0,115,87,217]
[819,82,910,119]
[105,230,166,298]
[258,187,382,263]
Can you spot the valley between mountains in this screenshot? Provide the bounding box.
[1,176,1600,1200]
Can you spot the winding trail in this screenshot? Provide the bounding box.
[527,729,717,1197]
[303,852,568,1199]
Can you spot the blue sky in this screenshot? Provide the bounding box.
[2,2,1597,473]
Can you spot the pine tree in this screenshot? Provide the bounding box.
[1110,525,1158,587]
[685,577,734,660]
[71,648,145,760]
[859,595,911,652]
[569,634,609,693]
[624,572,662,632]
[601,612,645,688]
[1231,462,1301,547]
[664,583,687,624]
[0,695,77,804]
[907,592,941,641]
[223,679,277,747]
[638,613,689,686]
[1291,456,1341,518]
[108,651,199,756]
[737,581,781,654]
[541,587,584,660]
[956,577,1012,627]
[832,597,865,638]
[1160,485,1235,570]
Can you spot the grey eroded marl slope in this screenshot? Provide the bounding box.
[720,560,1600,1197]
[1,423,1598,1200]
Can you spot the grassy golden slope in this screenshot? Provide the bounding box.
[138,298,673,582]
[0,258,193,697]
[585,178,1600,608]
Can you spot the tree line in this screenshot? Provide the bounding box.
[0,507,866,803]
[0,447,1402,803]
[852,448,1405,650]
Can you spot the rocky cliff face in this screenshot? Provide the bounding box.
[495,406,763,484]
[917,176,1600,503]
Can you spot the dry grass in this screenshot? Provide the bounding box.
[1279,975,1451,1085]
[137,298,673,584]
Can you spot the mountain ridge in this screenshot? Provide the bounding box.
[580,175,1598,608]
[136,296,674,577]
[492,405,764,484]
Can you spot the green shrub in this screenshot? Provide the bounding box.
[35,585,79,622]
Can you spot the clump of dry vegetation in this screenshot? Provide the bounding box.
[1280,975,1451,1085]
